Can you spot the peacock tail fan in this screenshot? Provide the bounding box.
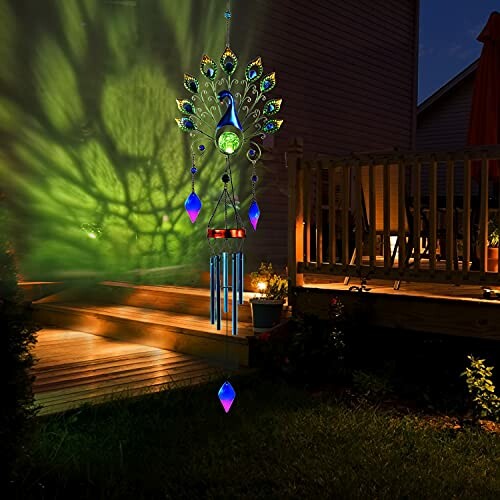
[176,48,284,151]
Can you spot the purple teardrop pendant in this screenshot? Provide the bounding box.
[185,192,202,223]
[248,199,260,230]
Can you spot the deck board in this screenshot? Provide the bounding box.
[32,328,224,415]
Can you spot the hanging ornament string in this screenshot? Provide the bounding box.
[225,0,231,47]
[176,0,283,414]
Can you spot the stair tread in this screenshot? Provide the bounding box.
[100,281,254,302]
[36,302,253,340]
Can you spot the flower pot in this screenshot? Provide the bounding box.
[487,247,499,272]
[250,298,284,332]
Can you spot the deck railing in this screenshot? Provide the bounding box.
[287,140,500,287]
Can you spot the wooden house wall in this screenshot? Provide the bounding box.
[416,73,475,197]
[238,0,419,269]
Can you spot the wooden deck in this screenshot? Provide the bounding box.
[293,275,500,340]
[32,328,225,416]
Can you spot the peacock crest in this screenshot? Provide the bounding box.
[175,47,283,159]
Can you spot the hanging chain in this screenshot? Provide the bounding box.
[225,0,231,47]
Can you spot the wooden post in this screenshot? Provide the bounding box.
[328,162,337,267]
[383,160,391,273]
[445,155,454,276]
[368,160,376,269]
[463,156,471,277]
[342,163,350,269]
[303,161,312,269]
[413,160,422,271]
[429,157,438,275]
[316,161,323,268]
[288,138,304,287]
[354,161,363,270]
[398,160,406,271]
[479,154,489,278]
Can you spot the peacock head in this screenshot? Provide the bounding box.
[215,89,243,156]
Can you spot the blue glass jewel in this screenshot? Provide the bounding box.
[251,174,258,182]
[183,103,194,114]
[199,145,205,151]
[191,167,197,174]
[248,199,260,230]
[185,192,202,223]
[224,10,231,19]
[225,62,234,73]
[264,80,271,90]
[249,149,256,156]
[218,381,236,413]
[206,68,215,78]
[249,69,257,80]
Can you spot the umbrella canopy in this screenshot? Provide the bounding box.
[468,11,500,179]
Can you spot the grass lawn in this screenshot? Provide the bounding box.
[16,374,500,499]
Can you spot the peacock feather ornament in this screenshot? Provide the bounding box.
[175,1,283,413]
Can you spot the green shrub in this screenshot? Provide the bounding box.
[284,298,347,384]
[250,262,288,300]
[0,204,39,484]
[461,355,500,423]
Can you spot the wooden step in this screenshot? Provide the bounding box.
[34,303,252,367]
[37,281,255,322]
[19,281,64,302]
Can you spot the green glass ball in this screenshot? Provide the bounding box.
[218,131,241,155]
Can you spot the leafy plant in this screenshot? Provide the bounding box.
[352,370,394,401]
[461,355,500,423]
[284,298,347,383]
[1,202,39,485]
[488,219,499,248]
[250,262,288,300]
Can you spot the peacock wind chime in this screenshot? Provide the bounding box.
[175,0,283,412]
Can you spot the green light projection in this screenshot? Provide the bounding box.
[0,0,256,284]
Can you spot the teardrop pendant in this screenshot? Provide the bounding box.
[248,199,260,230]
[185,192,202,223]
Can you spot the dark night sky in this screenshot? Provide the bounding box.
[418,1,499,103]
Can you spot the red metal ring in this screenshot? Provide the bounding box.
[207,228,246,239]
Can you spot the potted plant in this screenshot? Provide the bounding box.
[487,219,499,272]
[250,262,288,332]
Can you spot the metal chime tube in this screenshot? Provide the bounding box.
[222,252,229,313]
[210,256,215,324]
[232,253,238,335]
[216,255,221,330]
[238,252,244,305]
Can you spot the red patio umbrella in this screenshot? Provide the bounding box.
[468,11,500,180]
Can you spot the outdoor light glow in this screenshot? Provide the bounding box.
[218,131,240,154]
[257,281,267,291]
[87,232,97,239]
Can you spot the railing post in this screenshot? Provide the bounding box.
[288,138,304,288]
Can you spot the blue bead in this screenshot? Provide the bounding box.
[199,145,205,151]
[249,149,256,156]
[224,10,231,19]
[206,68,215,78]
[191,167,197,174]
[251,175,258,182]
[184,104,193,114]
[249,69,257,79]
[264,80,271,89]
[225,61,234,72]
[268,104,275,112]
